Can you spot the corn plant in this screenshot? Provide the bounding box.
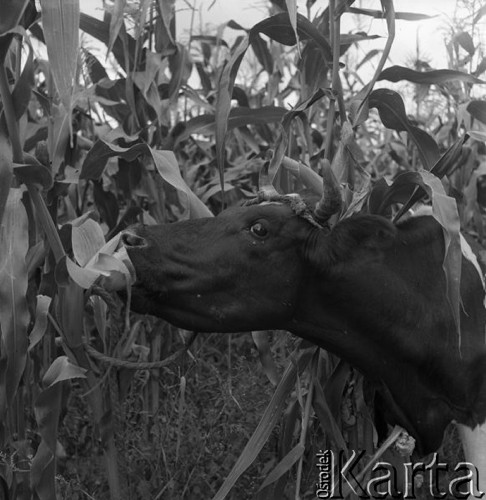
[0,0,485,499]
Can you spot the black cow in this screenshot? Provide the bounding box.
[119,184,486,489]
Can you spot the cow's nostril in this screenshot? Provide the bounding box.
[121,231,147,248]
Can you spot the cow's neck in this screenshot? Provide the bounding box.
[288,248,474,455]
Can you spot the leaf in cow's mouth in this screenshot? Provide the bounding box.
[64,223,137,292]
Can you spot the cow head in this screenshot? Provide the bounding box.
[121,200,396,333]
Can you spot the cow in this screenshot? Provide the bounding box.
[117,172,486,496]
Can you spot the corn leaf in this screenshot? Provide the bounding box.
[468,101,486,125]
[107,0,126,56]
[350,0,395,127]
[374,170,461,345]
[80,12,136,72]
[212,346,317,500]
[312,374,348,451]
[356,49,380,70]
[72,218,106,267]
[347,6,434,21]
[13,160,53,190]
[250,34,273,74]
[32,356,86,499]
[0,0,30,35]
[157,0,175,47]
[454,32,475,56]
[215,36,250,198]
[285,0,300,54]
[28,295,52,352]
[174,106,287,145]
[252,331,279,386]
[47,102,71,176]
[39,0,79,113]
[0,132,13,226]
[11,42,34,121]
[252,13,332,61]
[392,134,468,217]
[378,65,485,85]
[80,140,212,218]
[0,188,29,410]
[369,88,439,169]
[257,443,305,491]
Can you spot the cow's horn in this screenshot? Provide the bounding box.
[314,159,342,223]
[258,161,279,199]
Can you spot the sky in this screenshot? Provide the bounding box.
[172,0,481,69]
[79,0,485,91]
[80,1,483,69]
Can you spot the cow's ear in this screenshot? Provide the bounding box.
[331,215,396,253]
[305,215,397,268]
[360,216,397,250]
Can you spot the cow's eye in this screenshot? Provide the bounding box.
[250,222,268,238]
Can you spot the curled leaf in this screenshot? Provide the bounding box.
[369,89,439,169]
[454,32,475,56]
[72,218,105,267]
[251,13,332,61]
[378,65,485,85]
